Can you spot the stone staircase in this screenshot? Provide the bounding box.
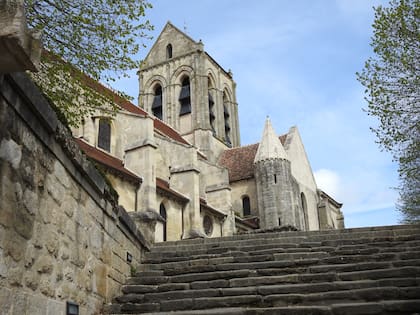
[105,224,420,315]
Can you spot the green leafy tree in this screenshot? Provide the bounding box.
[357,0,419,223]
[24,0,153,126]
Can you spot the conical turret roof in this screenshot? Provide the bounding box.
[254,117,288,162]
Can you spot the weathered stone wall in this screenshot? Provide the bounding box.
[155,196,184,242]
[284,127,320,230]
[230,179,258,217]
[255,158,303,230]
[0,73,148,315]
[107,174,138,212]
[318,193,345,230]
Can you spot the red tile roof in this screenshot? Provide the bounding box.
[76,139,190,203]
[85,79,190,146]
[75,138,141,184]
[44,50,189,146]
[219,135,287,182]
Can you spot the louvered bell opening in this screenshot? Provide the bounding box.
[223,105,230,118]
[152,106,163,120]
[153,107,163,120]
[152,94,162,109]
[180,99,191,115]
[208,93,214,106]
[225,135,232,147]
[179,85,190,100]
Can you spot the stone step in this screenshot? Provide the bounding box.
[151,224,420,247]
[264,286,420,307]
[107,299,420,315]
[138,249,420,276]
[127,265,420,290]
[107,225,420,315]
[224,266,420,288]
[150,225,420,251]
[118,278,420,304]
[108,288,420,314]
[138,255,420,281]
[144,238,420,264]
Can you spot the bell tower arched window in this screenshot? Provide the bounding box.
[152,85,163,120]
[208,78,215,134]
[223,92,231,146]
[179,77,191,115]
[166,44,172,59]
[301,192,308,230]
[242,195,251,216]
[98,119,111,152]
[159,203,167,241]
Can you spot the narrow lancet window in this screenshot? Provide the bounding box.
[242,196,251,216]
[166,44,173,59]
[223,92,231,146]
[209,92,215,133]
[98,119,111,152]
[159,203,167,241]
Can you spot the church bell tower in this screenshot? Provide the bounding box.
[138,22,240,161]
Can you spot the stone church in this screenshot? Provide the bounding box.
[72,22,344,242]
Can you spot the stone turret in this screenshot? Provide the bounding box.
[254,118,299,229]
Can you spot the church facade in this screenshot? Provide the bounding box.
[72,22,344,242]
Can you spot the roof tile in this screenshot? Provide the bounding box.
[75,138,141,183]
[219,135,287,182]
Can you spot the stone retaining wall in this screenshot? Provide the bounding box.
[0,73,149,315]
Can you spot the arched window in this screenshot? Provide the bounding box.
[242,195,251,216]
[223,91,231,146]
[98,119,111,152]
[159,203,167,241]
[203,215,213,236]
[208,78,215,134]
[301,192,308,230]
[152,85,163,120]
[179,77,191,115]
[166,44,173,59]
[301,192,307,212]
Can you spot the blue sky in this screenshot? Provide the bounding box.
[113,0,402,228]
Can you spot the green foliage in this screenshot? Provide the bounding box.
[24,0,153,127]
[130,264,137,277]
[357,0,419,223]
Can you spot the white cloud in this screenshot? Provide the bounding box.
[314,168,341,199]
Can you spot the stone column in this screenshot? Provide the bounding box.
[170,166,202,238]
[124,117,157,213]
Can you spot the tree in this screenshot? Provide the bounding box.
[24,0,153,127]
[357,0,419,223]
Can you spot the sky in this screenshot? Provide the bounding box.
[113,0,402,228]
